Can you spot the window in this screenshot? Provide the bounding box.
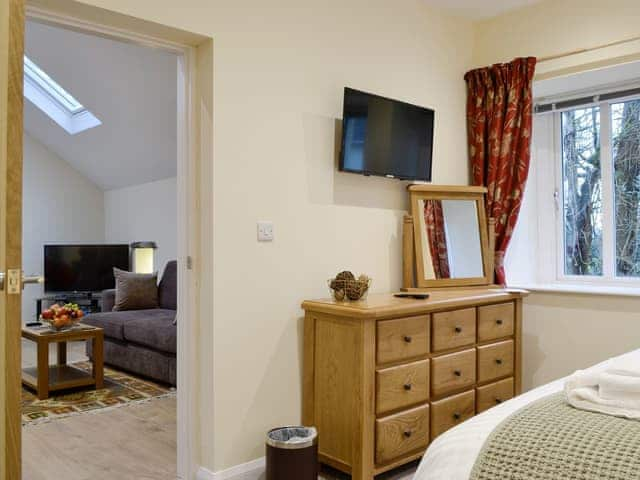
[531,94,640,286]
[23,55,101,135]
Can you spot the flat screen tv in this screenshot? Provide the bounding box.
[44,244,130,294]
[339,87,434,181]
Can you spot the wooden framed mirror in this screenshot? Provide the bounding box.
[404,185,494,289]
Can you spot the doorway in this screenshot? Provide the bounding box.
[21,17,179,478]
[0,1,211,478]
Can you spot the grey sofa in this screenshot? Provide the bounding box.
[84,261,177,386]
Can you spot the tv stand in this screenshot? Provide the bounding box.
[35,293,103,321]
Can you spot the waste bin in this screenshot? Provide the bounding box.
[266,426,318,480]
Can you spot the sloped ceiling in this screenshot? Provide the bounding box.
[423,0,544,20]
[24,20,177,191]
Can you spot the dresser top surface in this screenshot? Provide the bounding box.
[302,288,527,319]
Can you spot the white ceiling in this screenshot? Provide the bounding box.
[24,21,178,191]
[423,0,544,20]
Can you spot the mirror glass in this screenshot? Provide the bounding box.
[418,199,484,279]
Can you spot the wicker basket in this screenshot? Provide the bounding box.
[327,277,372,302]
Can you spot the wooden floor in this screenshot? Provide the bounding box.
[22,338,177,479]
[20,341,418,480]
[319,462,419,480]
[23,396,176,480]
[226,462,419,479]
[22,393,418,480]
[22,396,416,479]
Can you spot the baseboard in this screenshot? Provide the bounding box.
[197,457,265,480]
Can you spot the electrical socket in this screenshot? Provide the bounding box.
[257,221,274,242]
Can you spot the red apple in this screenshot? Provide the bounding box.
[41,309,54,320]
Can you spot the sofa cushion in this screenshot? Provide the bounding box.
[82,311,129,340]
[122,309,177,354]
[158,261,177,310]
[113,268,159,311]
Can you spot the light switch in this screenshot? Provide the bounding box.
[257,221,274,242]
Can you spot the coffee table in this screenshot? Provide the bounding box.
[22,323,104,400]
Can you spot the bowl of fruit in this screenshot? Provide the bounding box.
[40,303,85,331]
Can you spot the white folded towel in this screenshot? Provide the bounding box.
[565,350,640,419]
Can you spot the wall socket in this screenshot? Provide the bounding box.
[257,221,274,242]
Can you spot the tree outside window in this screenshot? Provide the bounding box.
[560,99,640,279]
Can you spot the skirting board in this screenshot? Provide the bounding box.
[197,457,265,480]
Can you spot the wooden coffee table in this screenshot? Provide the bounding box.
[22,323,104,400]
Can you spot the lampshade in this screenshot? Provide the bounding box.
[130,241,157,274]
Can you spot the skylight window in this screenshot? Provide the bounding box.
[23,55,101,135]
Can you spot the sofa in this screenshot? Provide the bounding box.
[83,261,177,386]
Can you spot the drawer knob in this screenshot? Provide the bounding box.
[495,398,503,404]
[454,326,462,333]
[403,430,412,438]
[496,319,504,325]
[453,413,461,421]
[454,370,462,377]
[495,358,503,365]
[403,335,412,343]
[403,383,412,391]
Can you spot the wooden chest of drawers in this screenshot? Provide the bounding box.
[302,289,525,480]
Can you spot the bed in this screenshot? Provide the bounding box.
[414,349,640,480]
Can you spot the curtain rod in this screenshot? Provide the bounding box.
[538,35,640,63]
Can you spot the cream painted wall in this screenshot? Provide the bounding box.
[523,293,640,390]
[63,0,476,471]
[477,0,640,393]
[22,133,105,323]
[104,177,177,274]
[473,0,640,74]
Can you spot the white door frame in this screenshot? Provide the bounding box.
[24,4,203,479]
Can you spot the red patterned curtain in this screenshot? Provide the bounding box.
[464,57,536,285]
[424,200,450,279]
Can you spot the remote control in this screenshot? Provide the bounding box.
[394,293,430,300]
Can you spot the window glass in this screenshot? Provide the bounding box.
[561,107,602,276]
[612,100,640,277]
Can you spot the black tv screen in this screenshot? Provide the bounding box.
[339,87,434,181]
[44,244,130,294]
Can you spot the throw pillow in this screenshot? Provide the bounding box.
[113,268,159,311]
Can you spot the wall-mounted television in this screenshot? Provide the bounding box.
[339,87,434,181]
[44,244,130,294]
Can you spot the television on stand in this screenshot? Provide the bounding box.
[339,87,435,182]
[44,244,130,296]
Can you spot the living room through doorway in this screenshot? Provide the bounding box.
[20,17,180,479]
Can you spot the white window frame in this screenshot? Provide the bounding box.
[537,92,640,288]
[23,56,84,113]
[23,55,101,135]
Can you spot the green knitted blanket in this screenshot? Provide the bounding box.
[470,392,640,480]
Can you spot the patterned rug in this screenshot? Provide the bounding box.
[22,361,175,426]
